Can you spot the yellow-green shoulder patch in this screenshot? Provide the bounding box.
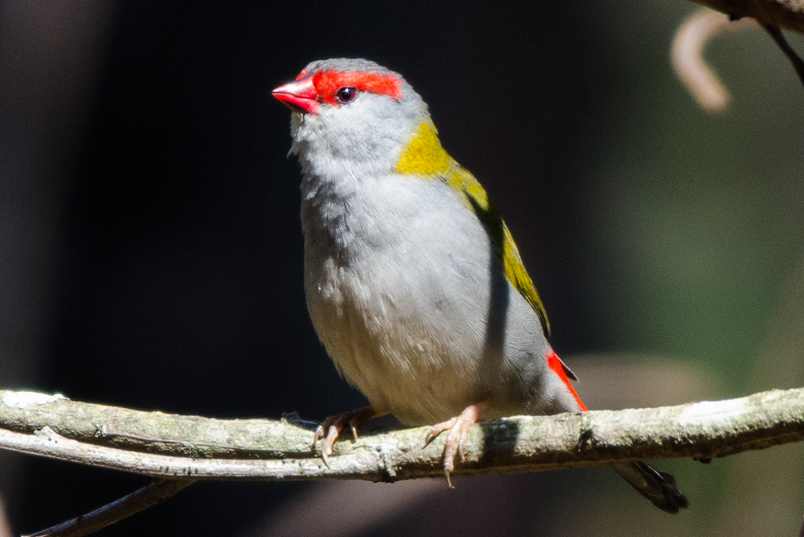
[394,120,451,176]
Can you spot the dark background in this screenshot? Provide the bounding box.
[2,1,803,536]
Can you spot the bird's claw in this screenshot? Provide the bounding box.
[311,406,375,465]
[426,401,489,488]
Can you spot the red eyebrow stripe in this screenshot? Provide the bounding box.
[312,69,402,104]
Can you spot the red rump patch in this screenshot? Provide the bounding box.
[545,349,587,411]
[311,69,403,104]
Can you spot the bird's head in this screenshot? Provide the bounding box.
[273,59,432,175]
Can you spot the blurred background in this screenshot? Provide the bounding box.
[1,1,803,536]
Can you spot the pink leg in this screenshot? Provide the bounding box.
[312,406,375,466]
[425,401,489,487]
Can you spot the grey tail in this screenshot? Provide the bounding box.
[610,461,689,514]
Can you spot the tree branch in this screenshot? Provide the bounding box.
[4,387,804,535]
[689,0,804,34]
[2,387,804,482]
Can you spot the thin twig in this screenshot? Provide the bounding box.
[761,23,804,86]
[24,479,194,537]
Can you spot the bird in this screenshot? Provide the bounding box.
[272,58,688,513]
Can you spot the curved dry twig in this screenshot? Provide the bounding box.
[673,5,804,110]
[672,9,753,112]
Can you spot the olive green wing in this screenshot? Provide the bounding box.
[444,166,551,341]
[443,165,579,382]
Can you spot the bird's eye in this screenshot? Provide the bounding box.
[335,87,358,104]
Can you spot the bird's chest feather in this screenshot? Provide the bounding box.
[300,174,494,422]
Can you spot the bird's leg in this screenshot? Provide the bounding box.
[425,401,489,488]
[312,406,375,465]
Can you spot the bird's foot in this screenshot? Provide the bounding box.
[312,406,375,466]
[425,401,489,488]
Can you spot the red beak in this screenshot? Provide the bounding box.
[272,75,319,114]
